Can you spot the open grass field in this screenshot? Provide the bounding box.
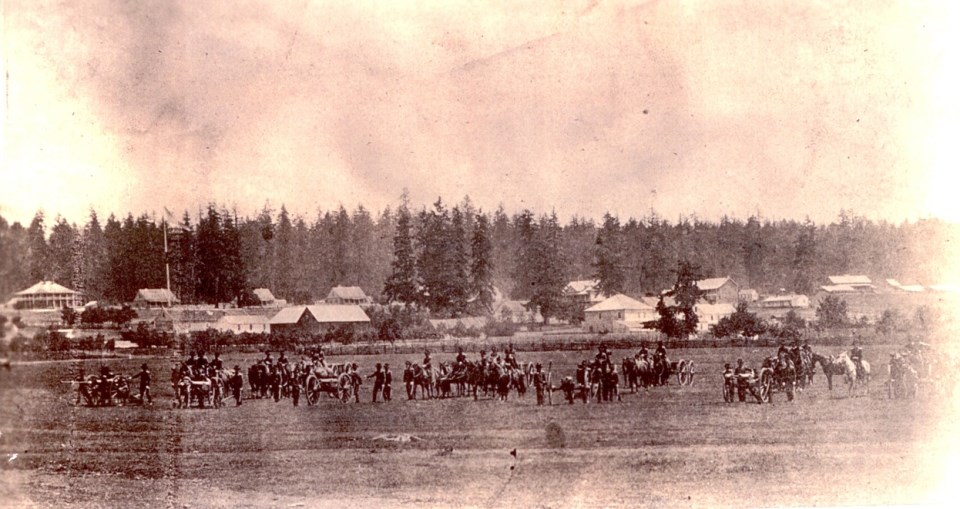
[1,344,957,508]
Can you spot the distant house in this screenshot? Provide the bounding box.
[429,316,490,331]
[563,280,605,307]
[493,300,543,324]
[696,277,740,304]
[214,314,271,334]
[738,289,759,303]
[885,279,924,293]
[11,281,83,310]
[324,286,372,305]
[133,289,180,308]
[818,284,859,294]
[826,275,875,292]
[252,288,287,307]
[695,302,737,332]
[269,305,370,335]
[757,294,810,309]
[583,294,657,333]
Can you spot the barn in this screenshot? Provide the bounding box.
[269,305,370,335]
[583,294,657,333]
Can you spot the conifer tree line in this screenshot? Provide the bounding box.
[1,200,956,312]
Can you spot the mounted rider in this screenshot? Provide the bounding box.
[422,350,433,372]
[638,343,649,359]
[456,348,467,365]
[654,341,667,361]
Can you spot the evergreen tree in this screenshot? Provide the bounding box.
[416,199,453,312]
[593,213,625,296]
[384,200,419,305]
[448,206,470,315]
[470,212,495,314]
[274,206,294,300]
[527,213,567,324]
[511,209,537,300]
[171,212,197,303]
[48,217,78,287]
[27,211,49,282]
[792,219,817,294]
[657,260,702,339]
[196,205,224,304]
[81,211,107,300]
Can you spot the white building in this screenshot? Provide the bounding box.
[583,294,657,333]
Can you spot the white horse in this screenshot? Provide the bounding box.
[812,351,870,397]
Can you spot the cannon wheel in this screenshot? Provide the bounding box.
[759,370,774,403]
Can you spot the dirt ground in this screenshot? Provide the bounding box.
[0,345,957,508]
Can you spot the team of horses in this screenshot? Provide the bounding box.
[621,356,695,391]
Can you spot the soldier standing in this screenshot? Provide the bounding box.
[350,363,363,403]
[230,365,244,406]
[734,358,751,402]
[368,363,385,402]
[403,361,415,400]
[533,363,546,406]
[129,363,153,405]
[75,367,90,406]
[383,363,393,401]
[850,340,865,379]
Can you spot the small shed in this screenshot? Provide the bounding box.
[324,286,372,305]
[133,289,180,308]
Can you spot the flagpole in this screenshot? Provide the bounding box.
[163,214,171,305]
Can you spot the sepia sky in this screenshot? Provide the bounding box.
[1,0,958,226]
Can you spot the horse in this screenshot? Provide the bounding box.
[634,358,657,388]
[811,352,869,396]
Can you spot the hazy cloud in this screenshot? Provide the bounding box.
[2,0,957,224]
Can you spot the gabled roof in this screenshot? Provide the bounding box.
[696,277,735,291]
[252,288,276,302]
[217,314,272,325]
[268,306,306,325]
[326,286,369,301]
[820,284,857,293]
[585,294,654,313]
[564,280,599,295]
[15,281,78,296]
[269,305,370,325]
[695,303,736,315]
[828,275,872,285]
[134,289,180,303]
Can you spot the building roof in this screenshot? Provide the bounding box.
[564,280,599,295]
[326,286,369,301]
[585,294,654,313]
[217,314,272,326]
[134,289,180,303]
[269,305,370,325]
[430,316,490,329]
[696,277,734,291]
[15,281,78,296]
[695,303,736,315]
[252,288,276,303]
[819,284,858,293]
[828,275,872,285]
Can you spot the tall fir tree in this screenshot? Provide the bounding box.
[470,212,495,314]
[592,213,626,297]
[27,211,49,283]
[448,206,470,315]
[527,213,567,324]
[384,200,419,306]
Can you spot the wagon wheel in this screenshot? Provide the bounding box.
[759,370,773,403]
